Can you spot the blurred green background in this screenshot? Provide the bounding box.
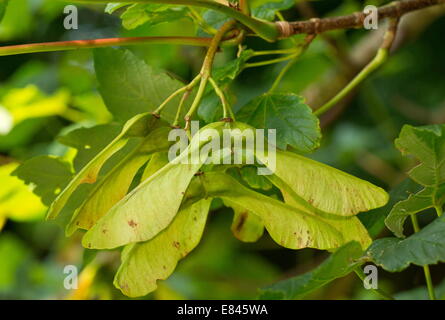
[0,0,444,299]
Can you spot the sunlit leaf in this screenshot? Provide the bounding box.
[0,85,70,132]
[1,163,46,223]
[12,157,72,206]
[104,3,128,14]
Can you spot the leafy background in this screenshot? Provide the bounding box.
[1,0,445,299]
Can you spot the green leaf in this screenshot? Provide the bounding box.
[118,4,189,30]
[227,202,265,243]
[259,149,389,216]
[141,152,170,181]
[104,3,129,14]
[258,241,364,299]
[0,0,9,22]
[202,172,372,250]
[368,215,445,272]
[0,0,32,41]
[82,122,226,249]
[94,48,189,123]
[212,49,254,85]
[47,113,160,220]
[12,156,73,206]
[58,123,122,172]
[359,179,421,238]
[385,125,445,237]
[237,93,321,152]
[240,166,273,191]
[386,187,444,238]
[252,0,294,21]
[200,9,230,31]
[395,125,445,187]
[197,92,223,124]
[114,199,211,297]
[66,127,172,235]
[1,163,46,223]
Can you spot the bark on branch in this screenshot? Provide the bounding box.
[278,0,445,37]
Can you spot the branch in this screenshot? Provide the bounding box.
[314,19,400,116]
[305,4,445,127]
[184,20,236,127]
[0,36,212,56]
[278,0,445,37]
[4,0,442,57]
[410,214,436,300]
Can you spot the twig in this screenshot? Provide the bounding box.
[314,19,400,116]
[244,54,298,68]
[184,20,236,129]
[3,0,443,57]
[410,214,436,300]
[304,4,445,127]
[209,77,234,120]
[152,75,201,117]
[0,36,213,56]
[173,90,192,127]
[268,34,316,93]
[281,0,445,37]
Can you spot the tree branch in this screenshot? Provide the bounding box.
[314,18,400,116]
[279,0,445,37]
[305,4,445,128]
[2,0,443,57]
[0,36,213,56]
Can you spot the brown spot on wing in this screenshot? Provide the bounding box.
[128,220,138,228]
[81,172,98,184]
[235,211,248,233]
